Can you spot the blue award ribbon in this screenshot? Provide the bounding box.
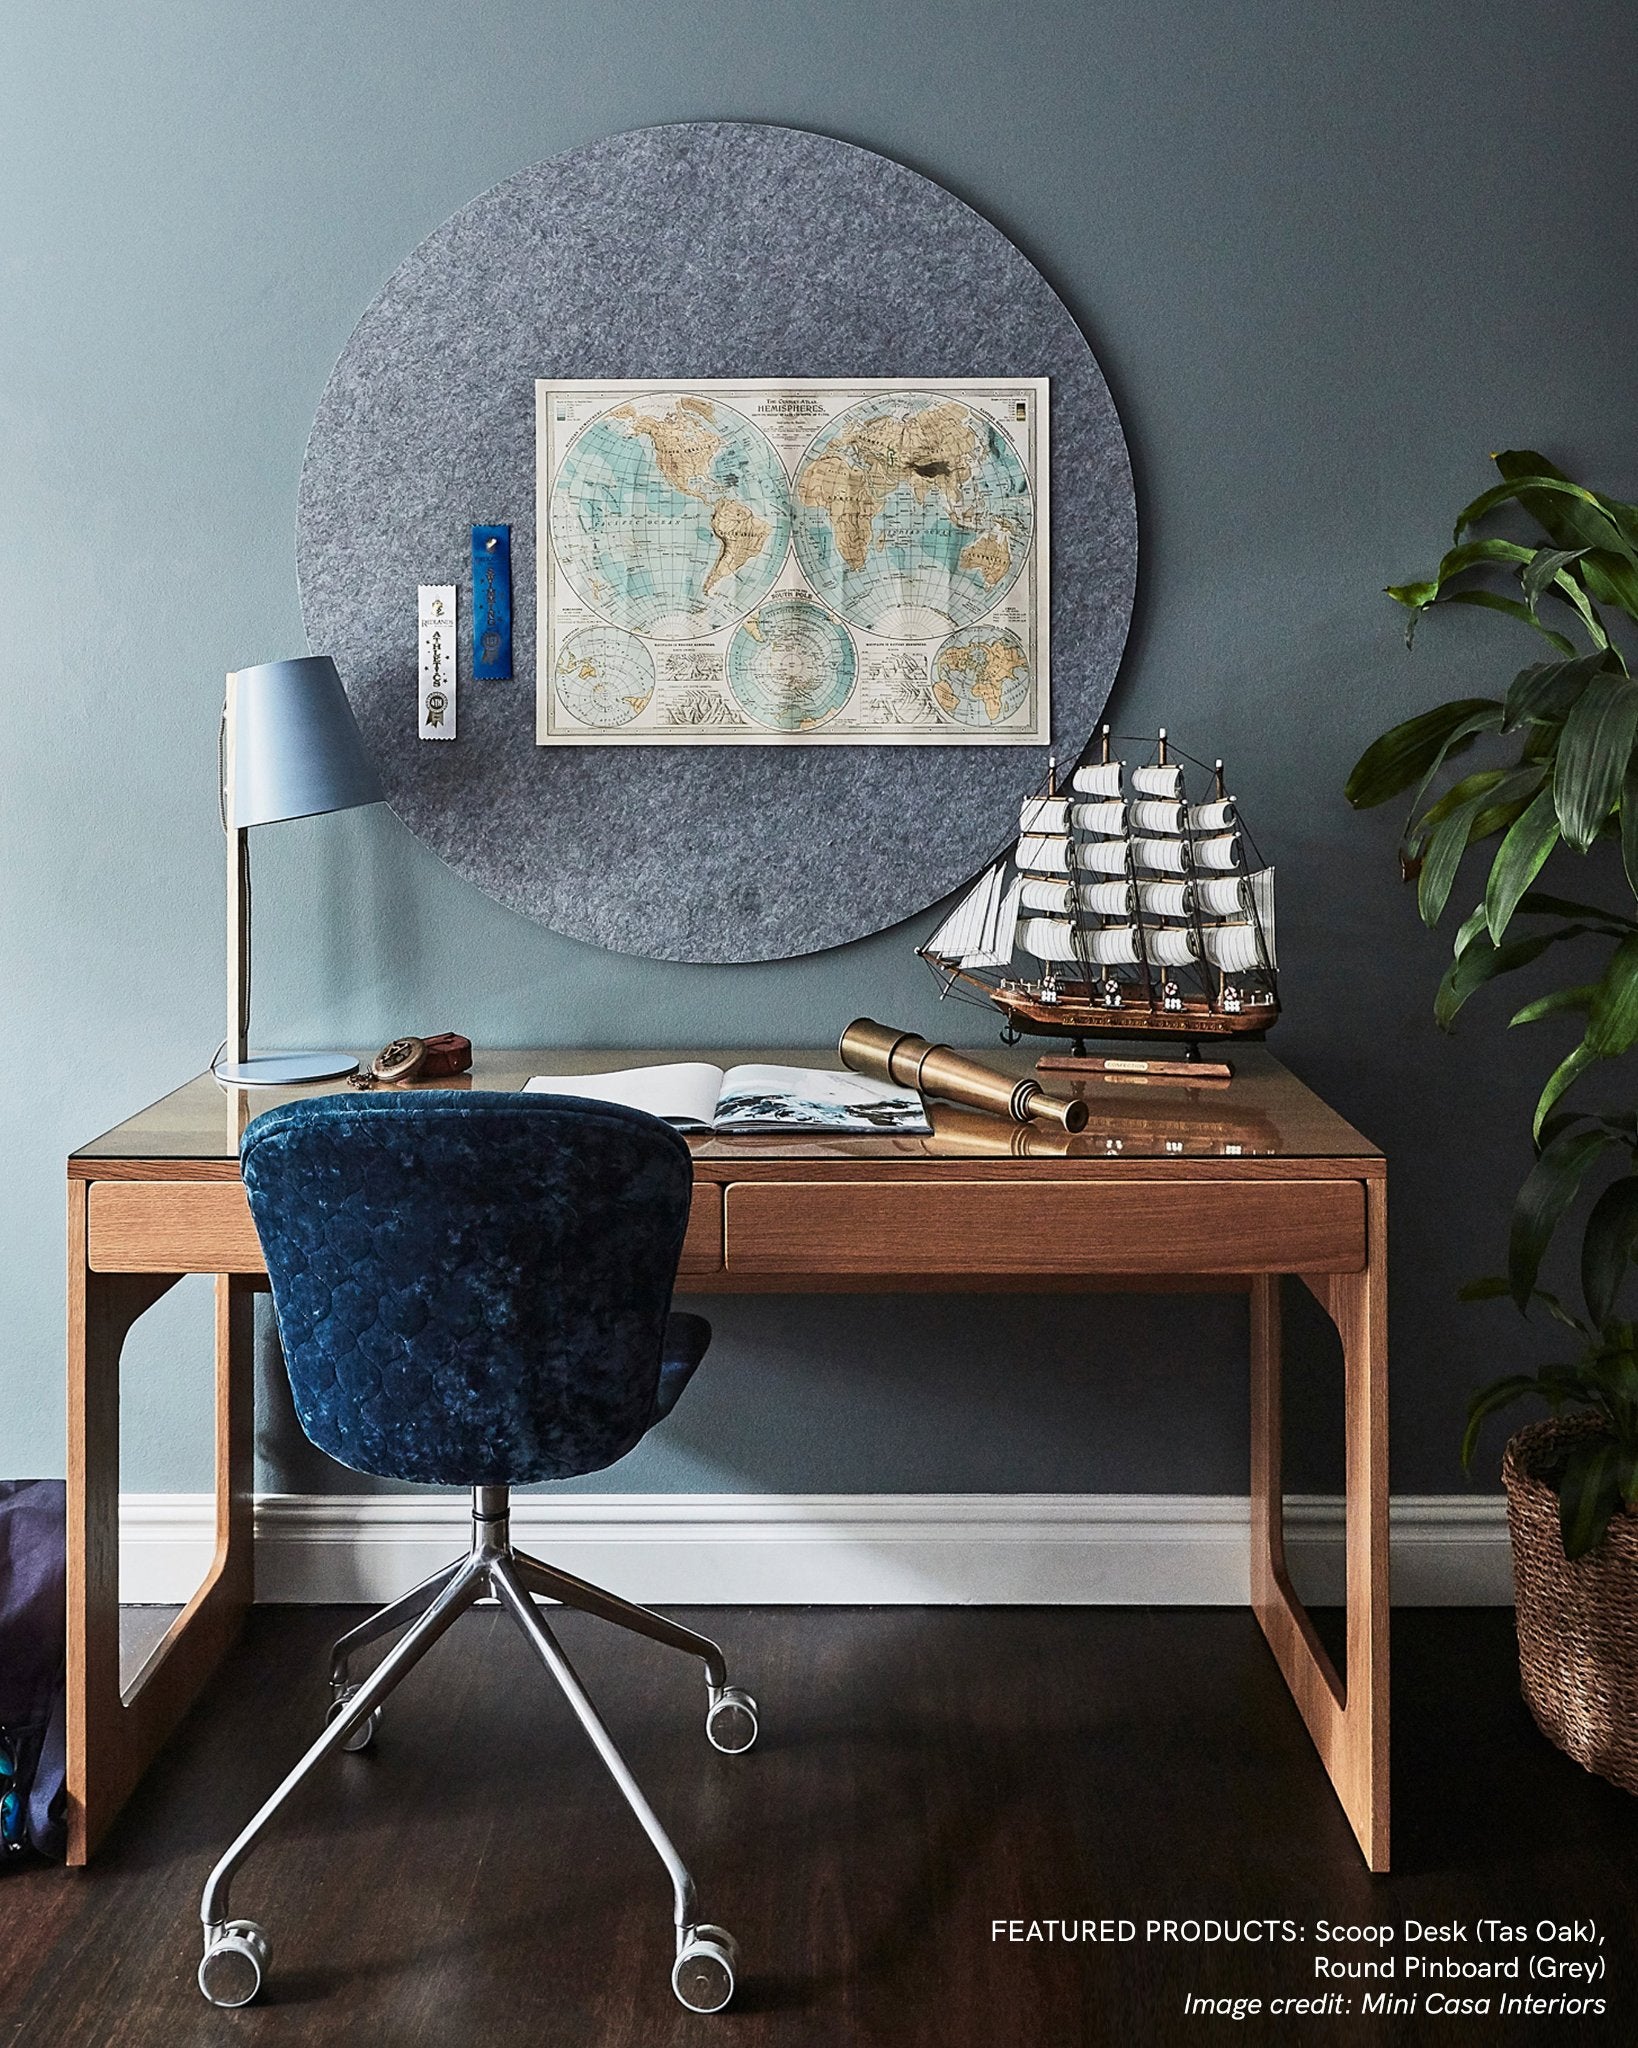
[471,524,512,680]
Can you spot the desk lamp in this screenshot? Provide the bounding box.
[216,655,384,1087]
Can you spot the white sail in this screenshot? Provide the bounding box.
[1201,920,1263,972]
[1131,764,1182,798]
[924,863,1000,962]
[1250,866,1276,965]
[1146,926,1197,967]
[1084,925,1140,966]
[1071,761,1122,797]
[962,875,1023,969]
[1076,838,1129,876]
[1019,796,1070,835]
[1131,799,1186,834]
[1017,832,1073,875]
[1021,877,1072,914]
[1077,879,1133,917]
[1133,835,1188,874]
[1194,833,1242,871]
[1190,800,1236,832]
[1021,915,1081,963]
[1193,874,1246,915]
[1071,800,1127,835]
[1138,879,1189,918]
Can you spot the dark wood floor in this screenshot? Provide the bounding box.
[1,1607,1633,2045]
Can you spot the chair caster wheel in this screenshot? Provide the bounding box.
[326,1686,380,1753]
[198,1920,269,2007]
[705,1684,758,1755]
[673,1923,739,2012]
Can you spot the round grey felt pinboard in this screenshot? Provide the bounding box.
[297,123,1136,963]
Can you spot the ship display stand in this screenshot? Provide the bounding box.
[918,728,1279,1077]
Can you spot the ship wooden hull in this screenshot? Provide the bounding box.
[989,983,1275,1043]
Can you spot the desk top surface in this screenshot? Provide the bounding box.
[71,1044,1380,1173]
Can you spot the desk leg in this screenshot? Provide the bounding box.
[67,1182,256,1865]
[1250,1177,1389,1872]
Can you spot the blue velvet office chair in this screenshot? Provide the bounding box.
[196,1091,756,2015]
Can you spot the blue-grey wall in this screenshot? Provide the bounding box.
[6,1,1636,1500]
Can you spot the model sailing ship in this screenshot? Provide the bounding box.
[919,729,1278,1049]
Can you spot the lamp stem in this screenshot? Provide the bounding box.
[223,668,250,1066]
[228,825,250,1067]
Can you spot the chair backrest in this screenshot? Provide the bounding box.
[240,1092,694,1487]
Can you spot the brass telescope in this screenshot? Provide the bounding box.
[839,1018,1089,1134]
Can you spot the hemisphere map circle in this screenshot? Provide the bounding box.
[549,394,791,640]
[790,391,1033,639]
[727,597,857,731]
[553,625,656,728]
[931,624,1033,728]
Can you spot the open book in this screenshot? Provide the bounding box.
[522,1061,930,1135]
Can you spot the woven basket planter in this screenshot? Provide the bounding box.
[1504,1417,1638,1795]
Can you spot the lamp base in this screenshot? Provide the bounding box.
[214,1051,360,1087]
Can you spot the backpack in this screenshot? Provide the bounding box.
[0,1482,67,1864]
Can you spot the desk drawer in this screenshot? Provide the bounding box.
[88,1182,263,1273]
[88,1179,726,1278]
[723,1178,1365,1276]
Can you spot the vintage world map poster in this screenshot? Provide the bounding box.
[536,378,1049,746]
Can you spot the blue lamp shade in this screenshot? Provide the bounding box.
[226,656,383,829]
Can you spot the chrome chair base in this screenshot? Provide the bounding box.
[197,1486,756,2012]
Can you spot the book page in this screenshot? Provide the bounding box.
[714,1063,930,1135]
[522,1062,725,1128]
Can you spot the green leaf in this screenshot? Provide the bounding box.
[1453,903,1488,957]
[1458,1274,1588,1334]
[1558,1437,1624,1558]
[1540,1109,1638,1150]
[1553,666,1638,850]
[1485,787,1560,942]
[1409,767,1513,846]
[1503,652,1611,732]
[1443,590,1577,656]
[1523,546,1592,614]
[1513,890,1637,932]
[1534,1042,1602,1142]
[1461,1375,1545,1470]
[1581,1177,1638,1325]
[1538,1288,1592,1334]
[1584,1347,1638,1415]
[1579,551,1638,623]
[1621,763,1638,902]
[1436,536,1537,581]
[1510,984,1597,1027]
[1435,928,1558,1030]
[1458,471,1638,568]
[1542,565,1611,651]
[1469,793,1538,845]
[1417,786,1498,926]
[1585,934,1638,1057]
[1491,453,1638,567]
[1510,1125,1617,1307]
[1345,698,1499,810]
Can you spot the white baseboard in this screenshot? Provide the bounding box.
[115,1491,1513,1608]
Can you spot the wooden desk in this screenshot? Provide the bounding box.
[67,1046,1387,1869]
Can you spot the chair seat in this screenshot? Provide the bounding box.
[656,1313,711,1421]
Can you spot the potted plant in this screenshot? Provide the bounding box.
[1348,450,1638,1794]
